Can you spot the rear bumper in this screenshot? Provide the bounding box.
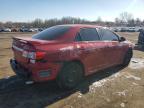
[10,59,62,82]
[10,59,31,80]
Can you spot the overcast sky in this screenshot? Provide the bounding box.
[0,0,144,22]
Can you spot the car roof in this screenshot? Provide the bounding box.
[56,24,103,29]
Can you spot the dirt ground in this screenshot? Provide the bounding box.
[0,32,144,108]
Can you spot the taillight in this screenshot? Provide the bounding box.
[22,51,46,61]
[35,52,46,60]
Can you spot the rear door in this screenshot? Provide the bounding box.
[75,28,107,74]
[98,28,124,66]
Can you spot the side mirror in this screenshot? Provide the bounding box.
[119,37,126,42]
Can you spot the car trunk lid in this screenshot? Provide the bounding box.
[12,37,37,64]
[12,37,65,64]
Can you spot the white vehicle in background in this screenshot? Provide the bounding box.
[33,28,39,32]
[128,27,136,32]
[28,28,39,32]
[109,27,116,31]
[128,27,141,32]
[114,27,121,32]
[135,27,142,32]
[28,28,35,32]
[3,28,11,32]
[120,27,128,32]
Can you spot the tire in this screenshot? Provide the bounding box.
[122,48,133,66]
[57,62,83,89]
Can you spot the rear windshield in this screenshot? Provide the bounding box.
[32,26,70,40]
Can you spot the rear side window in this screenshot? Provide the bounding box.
[32,26,70,40]
[98,29,119,41]
[76,28,100,41]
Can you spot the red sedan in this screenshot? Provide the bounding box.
[10,24,133,89]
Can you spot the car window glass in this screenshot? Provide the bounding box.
[79,28,100,41]
[98,29,119,41]
[32,26,70,40]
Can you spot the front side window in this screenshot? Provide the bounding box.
[76,28,100,41]
[98,29,119,41]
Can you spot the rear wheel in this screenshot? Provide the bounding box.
[57,62,83,89]
[122,48,133,66]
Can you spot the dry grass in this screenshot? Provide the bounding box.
[0,32,144,108]
[117,32,139,43]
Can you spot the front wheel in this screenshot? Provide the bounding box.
[57,62,83,89]
[122,48,133,66]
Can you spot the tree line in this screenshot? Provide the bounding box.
[0,12,144,28]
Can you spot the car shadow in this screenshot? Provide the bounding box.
[0,65,125,108]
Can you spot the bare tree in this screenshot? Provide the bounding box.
[5,21,13,28]
[0,22,3,28]
[115,17,121,26]
[0,15,143,28]
[127,19,135,27]
[119,12,133,24]
[135,18,141,26]
[96,16,102,23]
[142,20,144,26]
[31,19,43,28]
